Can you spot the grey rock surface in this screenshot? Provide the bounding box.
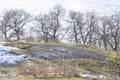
[27,44,106,61]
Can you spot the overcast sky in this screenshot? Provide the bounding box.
[0,0,120,15]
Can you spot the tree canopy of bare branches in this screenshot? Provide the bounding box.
[0,9,31,41]
[0,5,120,51]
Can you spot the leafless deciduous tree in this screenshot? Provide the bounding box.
[99,16,110,49]
[33,14,51,43]
[8,9,31,40]
[0,11,12,40]
[98,12,120,50]
[67,11,80,44]
[49,4,65,42]
[1,4,120,51]
[105,14,120,50]
[67,11,98,45]
[75,12,85,44]
[33,5,65,43]
[84,12,98,45]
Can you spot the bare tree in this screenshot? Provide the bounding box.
[67,11,98,45]
[8,9,31,40]
[49,4,65,42]
[67,11,79,44]
[84,11,98,45]
[0,11,11,40]
[33,14,51,43]
[33,5,65,43]
[99,16,110,49]
[106,13,120,51]
[99,13,120,51]
[75,12,86,44]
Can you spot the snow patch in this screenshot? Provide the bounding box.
[0,45,19,51]
[0,54,27,64]
[77,73,106,78]
[0,44,27,64]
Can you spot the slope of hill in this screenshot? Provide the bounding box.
[0,42,119,80]
[28,44,107,61]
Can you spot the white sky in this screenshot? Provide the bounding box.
[0,0,120,15]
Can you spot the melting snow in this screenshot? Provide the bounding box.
[0,44,27,64]
[0,45,19,51]
[77,73,106,78]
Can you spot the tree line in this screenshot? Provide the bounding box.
[0,4,120,51]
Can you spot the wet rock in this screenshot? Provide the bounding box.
[27,44,106,61]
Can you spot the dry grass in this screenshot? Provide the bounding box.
[1,42,119,80]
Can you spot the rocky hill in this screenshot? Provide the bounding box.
[0,42,119,80]
[27,44,106,61]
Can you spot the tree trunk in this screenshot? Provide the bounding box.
[4,33,8,41]
[16,32,20,40]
